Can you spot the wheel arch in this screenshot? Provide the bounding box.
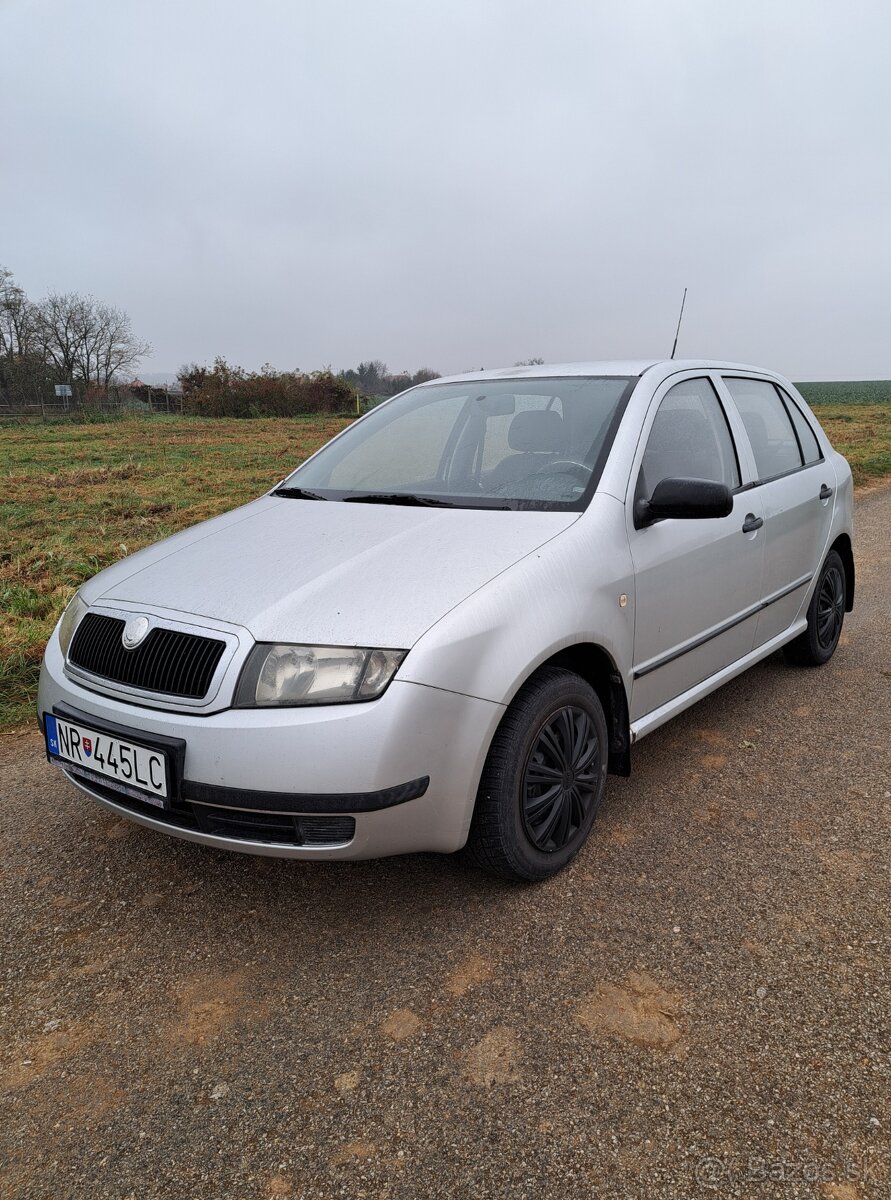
[830,533,855,612]
[513,643,632,777]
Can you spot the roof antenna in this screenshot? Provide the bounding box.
[670,287,688,359]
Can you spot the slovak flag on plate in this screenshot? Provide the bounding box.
[82,737,92,757]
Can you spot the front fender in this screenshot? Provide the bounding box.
[399,493,635,706]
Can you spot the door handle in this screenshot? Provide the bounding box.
[819,483,834,500]
[742,513,763,533]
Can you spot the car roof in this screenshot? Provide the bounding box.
[427,359,781,385]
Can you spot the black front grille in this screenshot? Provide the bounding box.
[69,612,226,699]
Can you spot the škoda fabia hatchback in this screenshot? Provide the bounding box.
[39,361,854,880]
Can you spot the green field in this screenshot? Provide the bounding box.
[809,404,891,485]
[0,416,351,730]
[796,379,891,406]
[1,398,889,731]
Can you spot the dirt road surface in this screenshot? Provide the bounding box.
[2,487,889,1200]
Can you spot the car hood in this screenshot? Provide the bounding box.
[90,495,577,647]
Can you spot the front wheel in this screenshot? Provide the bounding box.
[784,549,846,667]
[467,667,608,882]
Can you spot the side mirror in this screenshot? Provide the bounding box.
[635,477,733,527]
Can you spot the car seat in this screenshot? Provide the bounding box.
[485,409,566,490]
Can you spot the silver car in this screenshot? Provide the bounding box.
[38,360,854,880]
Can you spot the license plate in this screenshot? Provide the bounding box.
[45,713,169,807]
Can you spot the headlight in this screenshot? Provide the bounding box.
[57,591,88,658]
[234,644,407,707]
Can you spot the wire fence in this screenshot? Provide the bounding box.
[0,389,396,423]
[0,384,184,422]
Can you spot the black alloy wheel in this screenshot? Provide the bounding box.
[816,562,845,651]
[521,706,600,853]
[467,667,609,882]
[784,548,847,667]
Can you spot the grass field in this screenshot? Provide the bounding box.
[810,404,891,484]
[1,416,351,729]
[796,379,891,406]
[1,400,889,730]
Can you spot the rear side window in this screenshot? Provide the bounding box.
[638,377,740,497]
[723,377,802,481]
[779,388,823,464]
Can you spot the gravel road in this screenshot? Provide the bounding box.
[2,486,889,1200]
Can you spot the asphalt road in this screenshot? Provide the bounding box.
[2,487,889,1200]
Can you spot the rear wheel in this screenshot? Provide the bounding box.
[467,667,608,882]
[784,549,846,666]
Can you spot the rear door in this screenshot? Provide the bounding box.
[719,376,835,647]
[626,374,766,722]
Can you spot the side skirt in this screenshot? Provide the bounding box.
[629,618,807,744]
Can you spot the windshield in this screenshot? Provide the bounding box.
[279,376,636,510]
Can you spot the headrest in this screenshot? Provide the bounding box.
[508,409,564,453]
[743,409,769,453]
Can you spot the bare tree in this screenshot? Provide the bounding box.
[35,291,150,386]
[0,266,49,406]
[0,266,38,360]
[355,360,389,395]
[411,368,440,385]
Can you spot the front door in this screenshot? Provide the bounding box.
[627,375,766,722]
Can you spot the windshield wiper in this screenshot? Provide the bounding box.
[341,492,458,507]
[273,486,329,501]
[342,492,514,510]
[277,487,511,509]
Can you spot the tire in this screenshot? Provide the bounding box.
[467,667,608,882]
[783,549,846,667]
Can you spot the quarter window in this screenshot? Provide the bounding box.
[778,388,822,465]
[723,377,803,481]
[638,377,740,498]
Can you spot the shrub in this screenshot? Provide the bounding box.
[179,358,358,417]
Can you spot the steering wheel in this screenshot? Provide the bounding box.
[533,459,591,484]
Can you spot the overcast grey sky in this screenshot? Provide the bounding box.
[2,0,890,379]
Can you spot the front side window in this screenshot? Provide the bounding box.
[281,376,634,510]
[638,377,740,498]
[723,377,803,480]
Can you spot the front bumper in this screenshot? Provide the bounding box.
[38,633,504,859]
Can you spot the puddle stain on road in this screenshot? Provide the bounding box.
[576,971,685,1052]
